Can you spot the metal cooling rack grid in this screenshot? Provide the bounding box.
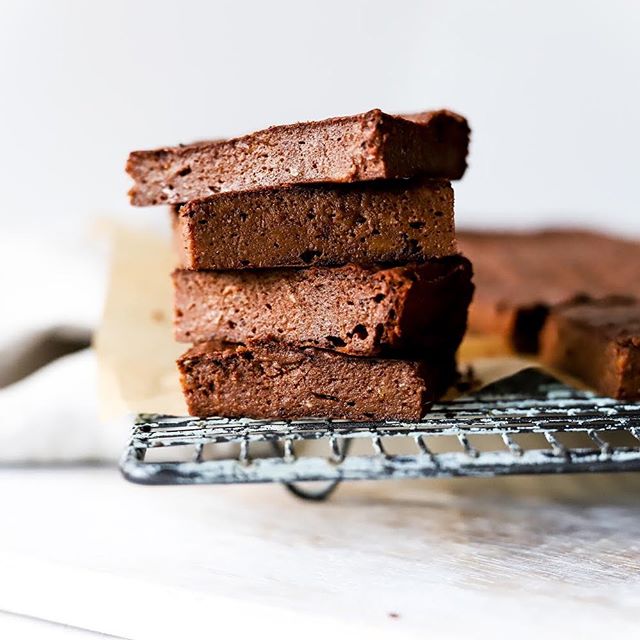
[120,369,640,498]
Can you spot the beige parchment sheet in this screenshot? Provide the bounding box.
[94,225,187,418]
[94,226,577,419]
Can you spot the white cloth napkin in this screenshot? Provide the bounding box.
[0,348,129,463]
[0,228,127,463]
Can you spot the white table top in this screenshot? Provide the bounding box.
[1,467,639,639]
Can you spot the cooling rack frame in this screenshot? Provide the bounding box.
[120,368,640,498]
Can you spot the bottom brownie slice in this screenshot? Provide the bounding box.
[540,296,640,400]
[177,341,456,420]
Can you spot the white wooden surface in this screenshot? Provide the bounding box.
[1,467,639,639]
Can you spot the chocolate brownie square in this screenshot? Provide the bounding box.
[176,178,456,269]
[173,256,473,357]
[178,341,457,420]
[540,296,640,400]
[127,109,469,205]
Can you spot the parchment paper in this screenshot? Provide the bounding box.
[94,225,186,418]
[93,226,564,418]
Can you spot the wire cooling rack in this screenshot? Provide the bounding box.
[120,368,640,499]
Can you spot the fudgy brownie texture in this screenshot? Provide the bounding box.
[457,230,640,353]
[540,296,640,400]
[127,109,470,205]
[173,256,473,357]
[176,178,455,269]
[178,341,456,420]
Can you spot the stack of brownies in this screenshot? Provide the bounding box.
[127,109,474,420]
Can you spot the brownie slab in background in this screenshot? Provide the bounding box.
[173,256,473,357]
[178,341,457,420]
[457,230,640,353]
[176,178,455,269]
[540,296,640,400]
[127,109,470,205]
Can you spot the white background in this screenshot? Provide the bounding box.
[1,4,640,637]
[1,0,639,237]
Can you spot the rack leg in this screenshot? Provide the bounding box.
[283,480,342,501]
[270,439,352,502]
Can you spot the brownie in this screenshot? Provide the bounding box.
[127,109,469,205]
[177,341,456,420]
[540,296,640,400]
[173,256,473,357]
[457,230,640,352]
[176,178,455,269]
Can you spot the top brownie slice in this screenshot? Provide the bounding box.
[126,108,470,205]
